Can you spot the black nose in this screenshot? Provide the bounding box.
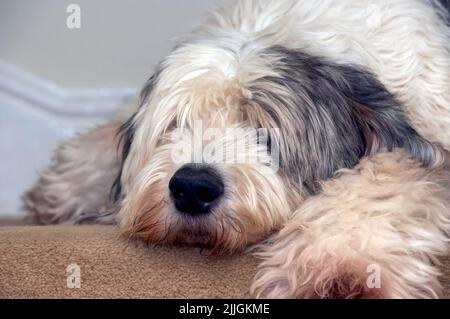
[169,165,224,216]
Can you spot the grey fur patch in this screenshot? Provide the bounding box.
[247,46,439,194]
[432,0,450,25]
[438,0,450,15]
[111,72,159,201]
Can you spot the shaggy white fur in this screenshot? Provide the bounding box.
[251,150,450,298]
[25,0,450,298]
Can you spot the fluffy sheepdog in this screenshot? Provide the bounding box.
[25,0,450,298]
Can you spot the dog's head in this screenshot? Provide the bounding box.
[113,44,441,253]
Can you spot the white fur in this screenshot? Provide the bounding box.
[24,0,450,298]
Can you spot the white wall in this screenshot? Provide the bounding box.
[0,0,226,87]
[0,0,228,221]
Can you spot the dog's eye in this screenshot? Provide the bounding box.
[167,119,177,131]
[257,130,272,149]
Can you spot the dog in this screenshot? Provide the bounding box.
[24,0,450,298]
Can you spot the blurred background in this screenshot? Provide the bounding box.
[0,0,227,223]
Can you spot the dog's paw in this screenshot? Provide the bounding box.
[250,255,388,299]
[250,230,443,299]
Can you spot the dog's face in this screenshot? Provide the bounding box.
[114,44,439,253]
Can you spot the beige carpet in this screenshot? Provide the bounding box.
[0,225,258,298]
[0,225,448,298]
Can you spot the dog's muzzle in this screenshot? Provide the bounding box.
[169,164,224,216]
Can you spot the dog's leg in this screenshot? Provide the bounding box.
[23,122,122,224]
[251,150,450,299]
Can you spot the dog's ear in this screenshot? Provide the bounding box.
[339,65,441,168]
[111,74,158,201]
[248,46,441,194]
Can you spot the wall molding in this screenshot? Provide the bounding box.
[0,60,139,118]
